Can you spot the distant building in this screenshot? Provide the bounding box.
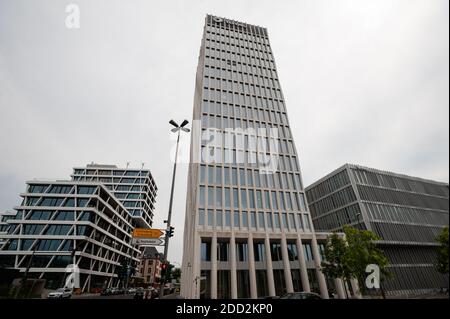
[305,164,449,296]
[137,246,162,286]
[72,163,157,228]
[0,180,140,292]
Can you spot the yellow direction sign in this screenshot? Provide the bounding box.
[132,228,164,239]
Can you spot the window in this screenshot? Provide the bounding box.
[216,167,222,184]
[250,212,256,228]
[258,212,265,229]
[216,210,223,227]
[248,190,255,208]
[233,189,239,208]
[217,241,230,261]
[236,243,248,262]
[238,189,246,209]
[282,213,288,229]
[78,186,96,195]
[216,188,222,207]
[234,211,240,228]
[303,243,313,261]
[242,211,248,228]
[201,241,211,261]
[256,191,263,209]
[254,243,265,262]
[266,212,273,229]
[225,210,231,227]
[208,187,214,206]
[274,213,281,229]
[224,188,231,207]
[208,166,214,184]
[200,165,206,184]
[208,210,214,226]
[198,209,205,226]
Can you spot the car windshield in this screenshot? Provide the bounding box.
[56,288,65,292]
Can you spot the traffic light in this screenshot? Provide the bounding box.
[160,262,168,279]
[166,226,175,238]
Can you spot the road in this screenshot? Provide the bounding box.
[72,293,181,299]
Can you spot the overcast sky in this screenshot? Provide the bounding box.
[0,0,448,264]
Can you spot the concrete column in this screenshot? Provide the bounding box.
[334,278,346,299]
[310,235,329,299]
[230,234,238,299]
[296,235,310,292]
[350,278,362,299]
[264,235,276,297]
[280,234,294,293]
[211,235,218,299]
[247,234,258,298]
[193,233,201,299]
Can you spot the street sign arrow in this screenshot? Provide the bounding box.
[132,238,165,246]
[132,228,164,239]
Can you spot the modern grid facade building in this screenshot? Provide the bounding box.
[305,164,449,296]
[71,164,157,228]
[181,15,354,299]
[0,180,141,292]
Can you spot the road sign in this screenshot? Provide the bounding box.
[132,228,164,239]
[132,238,165,246]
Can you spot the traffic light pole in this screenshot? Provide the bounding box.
[159,129,180,299]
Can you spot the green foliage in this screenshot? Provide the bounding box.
[172,267,182,282]
[321,226,391,293]
[436,227,449,274]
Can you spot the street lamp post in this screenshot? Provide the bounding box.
[159,119,190,299]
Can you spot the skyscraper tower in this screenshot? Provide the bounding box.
[181,15,334,299]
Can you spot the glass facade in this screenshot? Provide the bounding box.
[182,15,329,300]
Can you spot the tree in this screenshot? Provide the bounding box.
[436,227,449,275]
[321,226,390,296]
[321,233,351,283]
[172,267,181,283]
[342,225,390,295]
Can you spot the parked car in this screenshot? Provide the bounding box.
[279,292,322,300]
[100,288,113,296]
[127,288,137,294]
[47,288,73,299]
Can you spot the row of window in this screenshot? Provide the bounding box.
[202,108,288,130]
[312,203,362,232]
[206,22,268,43]
[205,55,275,77]
[206,27,270,49]
[200,166,303,190]
[28,185,97,195]
[200,240,322,263]
[199,186,307,211]
[358,185,449,211]
[352,168,449,198]
[73,176,149,185]
[73,169,150,177]
[364,202,449,226]
[306,170,351,204]
[24,197,92,208]
[371,222,444,243]
[203,98,285,120]
[308,186,357,217]
[200,127,295,155]
[203,65,278,89]
[198,209,311,232]
[205,38,271,62]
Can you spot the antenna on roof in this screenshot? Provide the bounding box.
[126,162,130,169]
[141,162,145,169]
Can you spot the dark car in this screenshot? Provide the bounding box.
[100,288,113,296]
[280,292,322,300]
